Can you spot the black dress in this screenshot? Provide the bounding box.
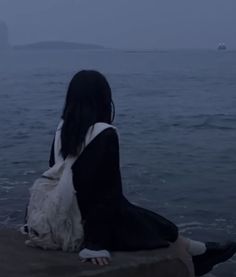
[49,127,178,251]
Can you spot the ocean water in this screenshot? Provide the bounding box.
[0,49,236,275]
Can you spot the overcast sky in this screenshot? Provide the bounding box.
[0,0,235,49]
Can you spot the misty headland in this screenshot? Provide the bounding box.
[0,20,9,50]
[13,41,105,51]
[0,20,106,52]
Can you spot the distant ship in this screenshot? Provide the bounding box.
[218,43,227,50]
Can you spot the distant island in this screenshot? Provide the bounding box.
[14,41,105,51]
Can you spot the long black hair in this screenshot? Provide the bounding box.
[61,70,115,159]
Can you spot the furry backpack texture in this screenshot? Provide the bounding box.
[24,121,115,252]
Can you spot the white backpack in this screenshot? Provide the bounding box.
[24,121,115,252]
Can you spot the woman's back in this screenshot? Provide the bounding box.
[50,125,178,251]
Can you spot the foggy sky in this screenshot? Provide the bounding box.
[0,0,236,49]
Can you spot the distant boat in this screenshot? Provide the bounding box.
[218,43,227,50]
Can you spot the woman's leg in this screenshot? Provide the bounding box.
[180,236,236,276]
[180,237,207,256]
[168,236,195,277]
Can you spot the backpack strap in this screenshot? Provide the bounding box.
[54,121,116,162]
[83,122,116,152]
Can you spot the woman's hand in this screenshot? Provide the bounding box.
[81,257,110,266]
[79,248,111,266]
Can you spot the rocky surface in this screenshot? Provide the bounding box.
[0,229,193,277]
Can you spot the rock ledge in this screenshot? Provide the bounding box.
[0,229,192,277]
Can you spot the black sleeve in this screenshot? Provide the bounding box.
[49,137,55,167]
[73,128,123,250]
